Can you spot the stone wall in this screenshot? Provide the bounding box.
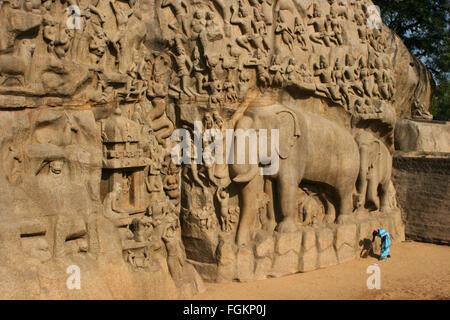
[392,152,450,245]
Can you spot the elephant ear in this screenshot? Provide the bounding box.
[275,110,300,159]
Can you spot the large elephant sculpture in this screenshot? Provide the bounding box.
[353,130,393,212]
[230,102,360,246]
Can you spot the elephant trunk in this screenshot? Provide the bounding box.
[232,164,259,183]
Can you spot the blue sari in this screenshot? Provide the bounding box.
[378,229,391,259]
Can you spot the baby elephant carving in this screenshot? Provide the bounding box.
[353,130,393,212]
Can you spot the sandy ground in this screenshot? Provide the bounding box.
[192,241,450,300]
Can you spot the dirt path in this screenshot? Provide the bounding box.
[192,241,450,300]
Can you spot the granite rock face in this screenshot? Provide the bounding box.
[393,152,450,245]
[395,119,450,153]
[0,0,434,298]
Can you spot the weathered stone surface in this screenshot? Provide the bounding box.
[317,228,334,251]
[236,247,254,281]
[254,257,273,280]
[395,119,450,153]
[216,242,236,283]
[275,231,302,255]
[187,260,218,282]
[336,244,357,263]
[317,247,338,269]
[255,236,275,258]
[298,228,318,272]
[335,224,357,263]
[335,224,357,249]
[302,229,317,251]
[358,220,374,242]
[0,0,425,296]
[391,210,406,242]
[271,251,300,277]
[298,247,318,273]
[393,153,449,244]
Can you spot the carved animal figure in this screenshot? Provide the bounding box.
[0,40,35,86]
[353,129,393,211]
[230,95,360,246]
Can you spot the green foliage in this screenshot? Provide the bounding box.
[430,79,450,120]
[374,0,449,119]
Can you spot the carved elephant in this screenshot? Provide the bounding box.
[353,130,393,211]
[230,102,360,246]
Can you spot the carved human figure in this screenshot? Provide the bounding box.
[163,172,180,203]
[161,0,189,35]
[257,192,271,231]
[131,214,153,242]
[223,80,238,102]
[182,138,208,195]
[43,15,70,59]
[359,56,374,97]
[344,54,364,97]
[252,49,270,87]
[208,0,231,35]
[353,2,368,42]
[191,47,205,94]
[45,159,89,258]
[162,222,185,283]
[354,98,376,115]
[294,16,308,50]
[285,58,297,82]
[204,112,214,130]
[146,171,164,194]
[220,52,237,83]
[88,23,107,65]
[251,8,270,53]
[332,58,350,107]
[125,50,146,100]
[217,187,232,232]
[269,54,285,87]
[238,67,250,98]
[110,0,134,71]
[103,182,126,219]
[411,99,433,120]
[199,10,223,45]
[299,63,313,83]
[314,55,341,102]
[205,70,223,104]
[275,10,294,50]
[212,111,224,130]
[196,205,215,231]
[373,58,386,99]
[190,9,206,39]
[308,5,332,47]
[380,58,395,100]
[230,3,254,52]
[172,39,194,97]
[259,0,273,25]
[328,7,344,46]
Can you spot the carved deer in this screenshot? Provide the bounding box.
[0,39,35,86]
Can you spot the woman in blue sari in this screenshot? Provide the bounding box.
[372,229,391,260]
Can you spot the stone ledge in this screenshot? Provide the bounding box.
[192,210,405,282]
